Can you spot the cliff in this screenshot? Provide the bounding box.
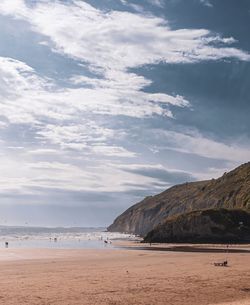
[108,162,250,236]
[144,208,250,243]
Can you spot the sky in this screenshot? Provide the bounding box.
[0,0,249,227]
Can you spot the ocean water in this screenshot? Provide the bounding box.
[0,226,136,249]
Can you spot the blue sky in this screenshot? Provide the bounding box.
[0,0,249,226]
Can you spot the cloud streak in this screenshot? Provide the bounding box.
[200,0,213,8]
[154,129,250,163]
[0,56,187,129]
[0,0,249,72]
[118,163,195,184]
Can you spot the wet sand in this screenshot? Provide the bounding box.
[0,246,249,305]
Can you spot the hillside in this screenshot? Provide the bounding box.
[108,162,250,236]
[144,208,250,243]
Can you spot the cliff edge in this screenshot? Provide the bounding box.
[108,162,250,236]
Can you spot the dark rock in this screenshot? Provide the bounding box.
[144,208,250,243]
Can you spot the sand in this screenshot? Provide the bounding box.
[0,245,249,305]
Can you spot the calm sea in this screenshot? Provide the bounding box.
[0,226,136,249]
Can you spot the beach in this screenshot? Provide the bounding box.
[0,245,249,305]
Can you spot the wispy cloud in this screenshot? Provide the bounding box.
[154,129,250,163]
[147,0,165,8]
[0,56,188,127]
[0,0,248,71]
[200,0,213,8]
[117,163,195,184]
[0,152,170,195]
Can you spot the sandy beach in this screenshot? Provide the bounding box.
[0,245,249,305]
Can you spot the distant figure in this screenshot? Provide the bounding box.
[5,242,8,248]
[54,237,57,242]
[214,260,228,267]
[104,240,108,244]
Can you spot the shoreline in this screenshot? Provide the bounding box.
[114,240,250,253]
[121,244,250,253]
[0,241,249,260]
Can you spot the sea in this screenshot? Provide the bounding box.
[0,226,137,249]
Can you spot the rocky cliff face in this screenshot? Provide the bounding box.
[108,162,250,236]
[144,209,250,243]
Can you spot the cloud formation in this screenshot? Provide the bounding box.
[0,55,187,128]
[0,0,249,153]
[0,0,249,72]
[153,129,250,163]
[0,0,249,225]
[118,163,195,184]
